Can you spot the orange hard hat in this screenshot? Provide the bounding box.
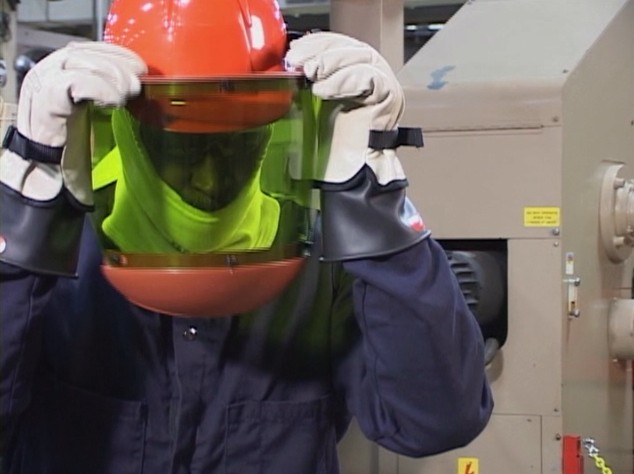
[103,0,295,132]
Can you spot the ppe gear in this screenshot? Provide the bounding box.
[285,32,428,261]
[0,42,146,276]
[2,224,494,472]
[97,112,280,254]
[104,0,292,132]
[0,42,146,205]
[94,0,316,317]
[91,100,313,317]
[104,0,286,77]
[286,32,414,185]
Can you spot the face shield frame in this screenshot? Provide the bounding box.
[92,74,320,317]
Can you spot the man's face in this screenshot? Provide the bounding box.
[140,125,271,211]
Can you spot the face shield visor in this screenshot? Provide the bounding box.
[91,75,318,317]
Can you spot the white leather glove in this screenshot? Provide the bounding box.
[285,32,427,261]
[285,31,414,185]
[0,41,146,206]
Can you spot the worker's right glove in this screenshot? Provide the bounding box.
[286,32,428,261]
[0,42,146,275]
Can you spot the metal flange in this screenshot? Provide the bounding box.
[608,298,634,360]
[599,163,634,263]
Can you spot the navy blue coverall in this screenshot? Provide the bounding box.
[1,219,493,473]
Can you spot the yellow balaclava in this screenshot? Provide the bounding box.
[92,108,280,253]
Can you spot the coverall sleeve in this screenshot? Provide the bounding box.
[335,237,494,457]
[0,262,56,442]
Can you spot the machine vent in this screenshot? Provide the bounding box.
[445,250,506,327]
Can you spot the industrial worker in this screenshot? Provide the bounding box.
[0,0,493,472]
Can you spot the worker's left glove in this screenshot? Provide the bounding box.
[0,42,145,275]
[286,32,429,261]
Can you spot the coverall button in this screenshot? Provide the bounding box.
[182,326,198,341]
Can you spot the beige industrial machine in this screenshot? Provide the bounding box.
[339,0,634,473]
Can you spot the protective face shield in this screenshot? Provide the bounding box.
[93,0,318,317]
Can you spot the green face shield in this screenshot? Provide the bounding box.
[90,76,319,317]
[140,124,272,212]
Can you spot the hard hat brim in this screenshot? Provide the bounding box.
[127,74,308,133]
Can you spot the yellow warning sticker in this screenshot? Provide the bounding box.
[458,457,479,474]
[523,207,560,227]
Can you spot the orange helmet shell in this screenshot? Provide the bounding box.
[103,0,295,132]
[104,0,287,77]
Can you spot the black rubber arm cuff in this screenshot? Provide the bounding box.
[0,183,84,276]
[368,127,424,150]
[319,166,430,262]
[2,125,64,164]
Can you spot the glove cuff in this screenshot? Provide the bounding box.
[319,166,430,261]
[0,183,85,276]
[2,125,64,164]
[368,127,424,150]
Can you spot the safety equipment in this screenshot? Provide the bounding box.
[93,0,316,317]
[0,42,146,276]
[104,0,286,77]
[285,32,428,260]
[104,0,292,133]
[286,32,418,185]
[0,42,146,205]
